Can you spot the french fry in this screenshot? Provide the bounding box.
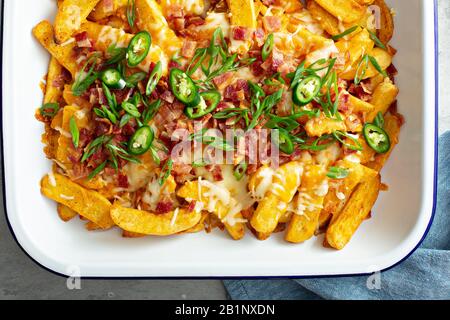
[62,85,93,109]
[336,29,374,76]
[366,79,399,122]
[347,93,375,113]
[56,105,90,166]
[41,173,114,229]
[85,221,102,231]
[226,0,257,28]
[306,0,341,36]
[134,0,182,57]
[89,0,128,21]
[44,58,65,104]
[57,204,78,222]
[326,174,381,250]
[54,0,101,43]
[177,180,246,240]
[367,114,402,172]
[305,113,346,137]
[341,47,393,81]
[110,203,202,236]
[314,0,365,24]
[285,165,327,243]
[160,0,205,16]
[373,0,394,45]
[79,21,169,74]
[250,161,303,234]
[32,20,78,77]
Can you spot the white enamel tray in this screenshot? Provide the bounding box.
[1,0,438,277]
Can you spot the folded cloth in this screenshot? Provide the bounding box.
[224,132,450,300]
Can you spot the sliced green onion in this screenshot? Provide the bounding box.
[261,34,274,61]
[88,161,107,180]
[69,116,79,148]
[39,103,60,117]
[159,159,173,186]
[234,162,248,181]
[327,167,349,179]
[331,26,359,41]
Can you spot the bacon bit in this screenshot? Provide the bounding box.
[205,165,223,181]
[172,163,193,184]
[232,26,251,41]
[173,18,185,32]
[74,32,92,48]
[254,28,266,47]
[79,128,93,148]
[224,79,250,103]
[187,200,197,212]
[263,16,281,33]
[166,4,184,19]
[95,119,112,136]
[181,40,197,58]
[118,174,129,188]
[155,201,173,214]
[168,60,181,70]
[161,90,175,103]
[212,72,233,90]
[338,92,350,112]
[348,83,372,102]
[276,91,293,117]
[185,16,205,27]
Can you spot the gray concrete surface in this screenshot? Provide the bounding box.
[1,1,449,300]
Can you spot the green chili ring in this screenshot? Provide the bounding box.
[169,68,200,106]
[128,125,154,155]
[100,69,126,89]
[293,75,322,106]
[127,31,152,67]
[146,61,163,96]
[185,90,221,119]
[363,123,391,154]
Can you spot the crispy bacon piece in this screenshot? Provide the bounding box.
[206,165,224,181]
[155,201,174,214]
[254,28,266,47]
[212,72,233,90]
[187,200,197,212]
[74,32,92,48]
[232,26,251,41]
[181,40,197,58]
[118,174,129,189]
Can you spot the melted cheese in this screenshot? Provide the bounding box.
[122,162,153,192]
[65,5,82,31]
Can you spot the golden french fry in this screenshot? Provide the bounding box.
[367,114,402,172]
[341,47,393,81]
[306,0,341,36]
[285,165,327,243]
[319,161,377,228]
[134,0,182,57]
[177,180,246,240]
[54,0,101,43]
[373,0,394,45]
[80,21,169,74]
[305,113,346,137]
[57,204,78,222]
[33,20,78,77]
[347,93,375,113]
[110,203,201,236]
[226,0,257,28]
[44,57,65,104]
[366,79,399,122]
[315,0,365,24]
[41,173,114,229]
[336,28,374,75]
[326,174,381,250]
[250,161,303,234]
[160,0,205,16]
[56,105,90,166]
[62,85,93,109]
[85,221,102,231]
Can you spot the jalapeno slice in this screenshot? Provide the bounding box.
[185,90,221,119]
[363,123,391,154]
[274,129,294,155]
[169,68,200,106]
[293,75,322,106]
[100,68,126,89]
[127,31,152,67]
[128,125,154,155]
[146,61,163,96]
